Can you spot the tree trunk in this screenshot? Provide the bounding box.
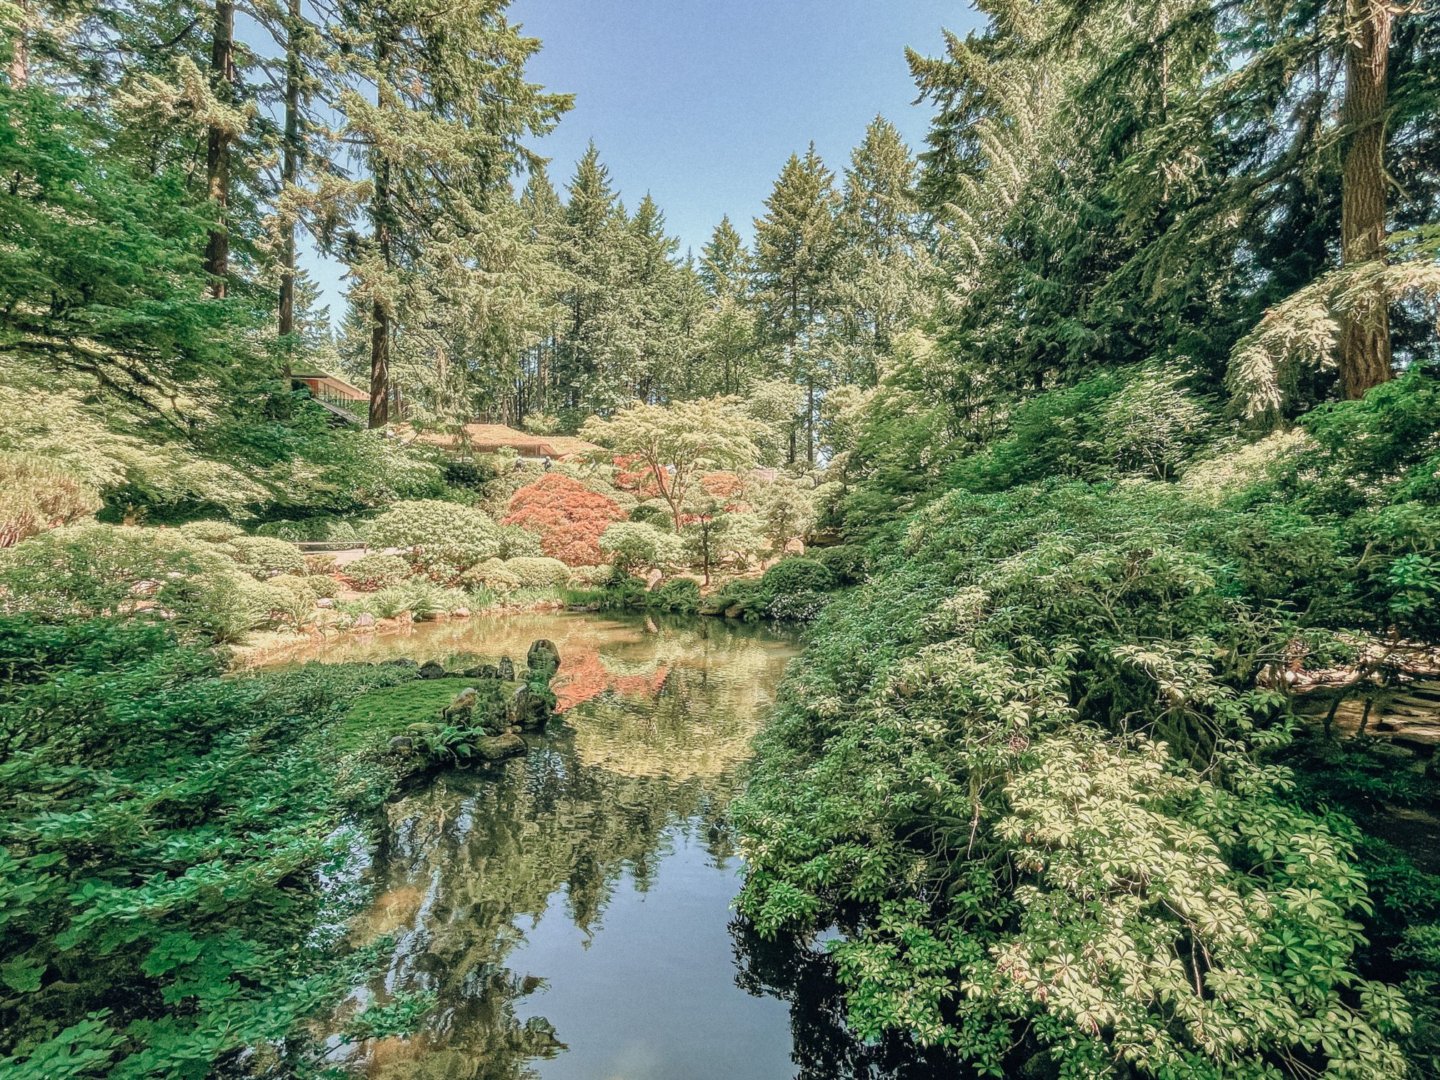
[369,298,389,428]
[1338,0,1393,399]
[806,379,816,467]
[205,1,235,299]
[368,27,393,429]
[9,0,28,88]
[277,0,302,373]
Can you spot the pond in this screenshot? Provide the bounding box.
[273,613,952,1080]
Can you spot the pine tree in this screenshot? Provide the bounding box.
[335,0,568,428]
[752,145,841,463]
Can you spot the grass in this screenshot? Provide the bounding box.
[339,676,514,752]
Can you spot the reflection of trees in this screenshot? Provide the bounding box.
[730,922,962,1080]
[327,615,798,1079]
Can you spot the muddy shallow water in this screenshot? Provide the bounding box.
[275,613,952,1080]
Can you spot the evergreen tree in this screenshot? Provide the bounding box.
[752,145,842,463]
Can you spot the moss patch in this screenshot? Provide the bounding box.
[340,677,515,752]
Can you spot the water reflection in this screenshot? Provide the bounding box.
[303,614,947,1079]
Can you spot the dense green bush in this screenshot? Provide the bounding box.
[738,481,1412,1075]
[178,520,245,544]
[460,558,522,591]
[503,556,570,588]
[810,544,867,585]
[497,523,544,559]
[221,535,307,578]
[368,499,502,583]
[653,577,700,613]
[343,553,411,592]
[253,516,362,543]
[627,501,674,530]
[599,521,686,572]
[0,619,414,1076]
[265,574,318,629]
[0,525,272,643]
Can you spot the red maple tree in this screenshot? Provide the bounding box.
[502,473,626,566]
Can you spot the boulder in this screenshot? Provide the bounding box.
[441,688,478,724]
[526,639,561,677]
[724,604,744,619]
[507,684,553,732]
[645,568,664,591]
[463,663,499,680]
[354,613,377,629]
[474,732,526,762]
[316,597,335,609]
[387,735,414,752]
[498,656,515,681]
[452,607,471,618]
[417,660,446,680]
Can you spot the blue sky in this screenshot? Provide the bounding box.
[302,1,983,318]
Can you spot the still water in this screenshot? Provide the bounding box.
[279,613,948,1080]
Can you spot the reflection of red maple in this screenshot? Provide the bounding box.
[553,650,669,711]
[502,473,626,566]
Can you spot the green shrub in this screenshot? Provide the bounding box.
[567,564,616,587]
[599,521,686,573]
[503,556,570,588]
[0,524,269,643]
[737,481,1410,1075]
[370,585,416,619]
[653,577,700,613]
[266,574,318,628]
[811,544,866,585]
[759,557,835,598]
[0,454,100,548]
[222,535,306,578]
[368,499,502,582]
[304,552,339,575]
[254,516,362,542]
[497,523,544,559]
[178,520,245,544]
[0,619,417,1076]
[627,501,674,530]
[443,457,497,489]
[307,574,339,599]
[344,553,410,592]
[461,557,522,591]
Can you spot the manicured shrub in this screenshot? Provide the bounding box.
[223,535,307,578]
[811,544,866,585]
[599,521,686,573]
[567,564,616,587]
[307,574,339,599]
[498,523,544,559]
[460,558,522,591]
[627,501,673,530]
[368,499,502,582]
[254,516,362,542]
[758,557,835,601]
[178,519,245,544]
[503,556,570,588]
[503,473,627,566]
[305,552,339,575]
[344,553,411,592]
[0,453,100,548]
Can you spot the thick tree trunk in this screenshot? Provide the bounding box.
[205,0,235,299]
[277,0,302,373]
[369,298,389,428]
[1338,0,1393,399]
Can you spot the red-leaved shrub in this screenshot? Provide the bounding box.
[502,473,626,566]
